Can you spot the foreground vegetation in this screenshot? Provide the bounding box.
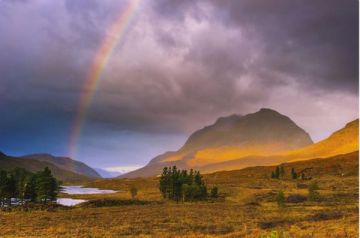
[0,152,358,237]
[0,167,60,206]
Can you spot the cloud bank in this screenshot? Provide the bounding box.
[0,0,358,167]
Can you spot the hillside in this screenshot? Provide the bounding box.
[122,108,314,178]
[21,154,101,178]
[92,151,358,190]
[0,151,91,182]
[194,119,359,173]
[205,151,358,182]
[283,119,359,161]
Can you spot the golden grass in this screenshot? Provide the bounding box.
[0,153,358,237]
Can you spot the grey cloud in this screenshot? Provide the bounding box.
[0,0,358,140]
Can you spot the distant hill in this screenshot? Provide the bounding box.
[0,151,91,182]
[95,168,122,178]
[283,119,359,161]
[121,108,314,178]
[21,154,101,178]
[205,151,359,182]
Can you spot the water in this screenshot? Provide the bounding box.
[56,186,117,206]
[61,185,117,195]
[57,198,87,206]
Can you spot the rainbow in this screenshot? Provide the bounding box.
[68,0,142,158]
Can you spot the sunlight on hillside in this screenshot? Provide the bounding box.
[285,120,359,162]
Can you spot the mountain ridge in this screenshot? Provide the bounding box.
[21,153,101,178]
[0,151,92,182]
[121,108,318,178]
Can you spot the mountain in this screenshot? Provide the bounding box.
[186,119,359,173]
[21,154,101,178]
[283,119,359,161]
[95,168,122,178]
[121,108,314,178]
[0,151,91,182]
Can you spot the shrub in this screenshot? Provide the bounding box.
[210,186,219,198]
[308,181,320,202]
[129,186,138,200]
[276,191,285,208]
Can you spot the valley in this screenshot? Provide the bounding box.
[0,152,358,237]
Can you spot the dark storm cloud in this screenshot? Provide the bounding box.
[153,0,358,93]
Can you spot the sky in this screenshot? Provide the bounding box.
[0,0,358,173]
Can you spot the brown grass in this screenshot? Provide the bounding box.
[0,152,358,237]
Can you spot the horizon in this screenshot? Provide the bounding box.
[0,0,358,172]
[1,108,357,174]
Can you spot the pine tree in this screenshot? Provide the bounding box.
[0,170,10,207]
[279,166,285,177]
[275,166,280,179]
[291,168,297,179]
[35,167,59,204]
[24,174,37,202]
[159,167,168,198]
[158,167,208,202]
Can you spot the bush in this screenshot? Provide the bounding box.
[276,191,285,208]
[210,186,219,198]
[308,181,320,202]
[129,186,138,200]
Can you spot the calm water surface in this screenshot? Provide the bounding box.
[56,186,117,206]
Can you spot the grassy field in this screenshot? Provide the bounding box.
[0,152,358,237]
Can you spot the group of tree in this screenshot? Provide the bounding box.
[271,166,299,179]
[159,166,218,202]
[0,167,60,207]
[271,166,285,179]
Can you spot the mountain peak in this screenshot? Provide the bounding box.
[258,108,279,113]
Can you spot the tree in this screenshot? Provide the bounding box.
[308,181,320,202]
[10,168,32,203]
[24,174,37,202]
[291,168,298,179]
[279,166,285,177]
[0,170,11,207]
[129,186,138,200]
[181,184,189,202]
[159,167,168,198]
[0,167,60,206]
[210,186,218,198]
[35,167,59,204]
[159,167,208,202]
[276,190,285,208]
